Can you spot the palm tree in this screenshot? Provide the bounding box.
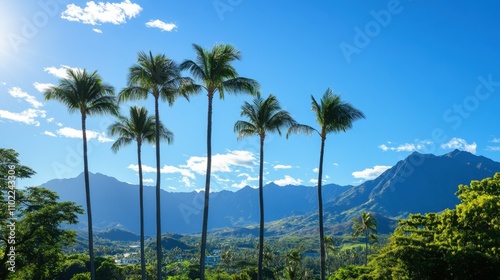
[119,51,190,280]
[44,68,118,280]
[352,211,377,265]
[108,106,173,280]
[287,88,365,280]
[234,94,295,279]
[180,43,259,279]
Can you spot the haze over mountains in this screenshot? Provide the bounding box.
[42,149,500,236]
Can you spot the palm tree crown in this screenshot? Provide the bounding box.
[235,94,296,140]
[109,106,173,151]
[44,68,118,117]
[180,43,260,98]
[119,51,190,104]
[288,88,365,139]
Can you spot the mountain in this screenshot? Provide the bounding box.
[324,149,500,223]
[42,149,500,236]
[42,172,349,235]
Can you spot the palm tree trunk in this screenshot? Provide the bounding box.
[81,113,95,280]
[137,142,146,280]
[318,136,326,280]
[154,97,162,280]
[200,93,214,280]
[258,136,265,280]
[365,231,368,266]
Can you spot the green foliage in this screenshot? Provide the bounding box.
[352,212,378,265]
[71,272,91,280]
[366,173,500,279]
[0,149,84,279]
[329,265,372,280]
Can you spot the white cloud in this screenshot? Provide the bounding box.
[378,140,433,152]
[93,28,103,33]
[184,150,256,174]
[8,87,43,108]
[232,173,258,189]
[379,143,417,152]
[309,178,318,184]
[44,65,81,79]
[333,163,339,167]
[57,122,63,127]
[213,174,231,183]
[274,164,292,170]
[43,131,57,137]
[161,165,195,179]
[313,167,319,173]
[180,177,192,187]
[441,137,477,154]
[127,164,195,179]
[61,0,142,25]
[47,117,54,123]
[274,175,303,186]
[143,178,154,184]
[487,139,500,152]
[145,19,177,32]
[352,165,392,180]
[33,82,54,93]
[0,108,46,126]
[168,186,177,190]
[56,127,114,143]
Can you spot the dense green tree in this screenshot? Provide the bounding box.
[181,43,259,279]
[109,106,173,280]
[44,69,118,279]
[0,149,84,279]
[120,51,191,280]
[234,94,296,280]
[352,212,378,265]
[288,88,365,280]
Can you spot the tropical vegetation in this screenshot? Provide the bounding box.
[2,43,499,280]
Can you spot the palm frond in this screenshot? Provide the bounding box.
[286,124,318,138]
[234,120,258,140]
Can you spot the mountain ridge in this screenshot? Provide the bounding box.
[41,149,500,235]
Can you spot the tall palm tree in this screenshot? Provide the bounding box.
[119,51,190,279]
[180,43,259,279]
[108,106,173,280]
[352,211,377,265]
[287,88,365,280]
[234,94,296,279]
[44,68,118,280]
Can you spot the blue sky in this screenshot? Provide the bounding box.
[1,0,499,192]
